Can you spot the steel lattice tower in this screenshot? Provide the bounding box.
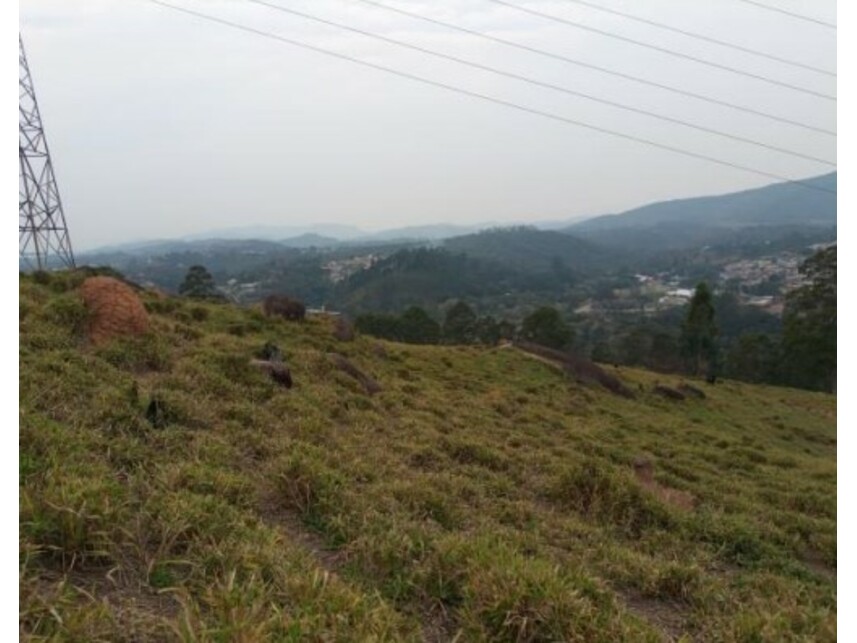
[19,35,75,271]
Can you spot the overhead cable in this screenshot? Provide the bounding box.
[250,0,833,166]
[487,0,835,100]
[146,0,836,194]
[350,0,835,136]
[734,0,836,29]
[554,0,834,76]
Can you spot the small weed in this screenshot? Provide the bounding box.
[441,438,507,471]
[149,564,176,589]
[189,306,209,322]
[273,448,345,534]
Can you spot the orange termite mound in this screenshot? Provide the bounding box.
[80,276,149,345]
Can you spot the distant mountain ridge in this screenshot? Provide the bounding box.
[181,224,365,242]
[82,173,834,256]
[566,173,835,252]
[279,233,341,248]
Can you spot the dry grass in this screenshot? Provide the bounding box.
[20,270,836,641]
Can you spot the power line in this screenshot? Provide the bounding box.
[146,0,836,195]
[250,0,833,166]
[350,0,835,136]
[554,0,834,76]
[734,0,836,28]
[487,0,835,100]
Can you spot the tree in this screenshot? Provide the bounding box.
[590,340,614,364]
[178,265,220,299]
[618,328,650,366]
[475,316,501,346]
[443,301,479,344]
[724,334,781,384]
[680,282,718,376]
[781,246,836,391]
[648,331,681,373]
[520,306,574,350]
[355,313,402,341]
[497,320,517,341]
[398,307,441,344]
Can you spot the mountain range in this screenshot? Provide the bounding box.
[566,172,836,253]
[85,173,835,258]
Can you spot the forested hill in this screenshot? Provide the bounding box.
[568,173,836,252]
[336,247,527,313]
[335,228,611,314]
[441,227,612,273]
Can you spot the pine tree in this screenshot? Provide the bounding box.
[178,265,220,299]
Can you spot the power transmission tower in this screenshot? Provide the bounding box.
[19,34,75,271]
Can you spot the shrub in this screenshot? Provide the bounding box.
[441,438,507,472]
[519,307,573,350]
[145,298,181,315]
[42,293,89,336]
[550,461,674,537]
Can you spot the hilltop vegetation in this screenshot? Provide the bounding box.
[442,227,610,274]
[20,270,835,641]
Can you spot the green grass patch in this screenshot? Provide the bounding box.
[19,272,836,641]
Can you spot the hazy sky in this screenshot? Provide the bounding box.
[20,0,836,250]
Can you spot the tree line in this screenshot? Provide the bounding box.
[176,245,836,393]
[723,245,835,392]
[355,301,575,350]
[352,246,836,393]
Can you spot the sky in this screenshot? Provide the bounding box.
[19,0,836,250]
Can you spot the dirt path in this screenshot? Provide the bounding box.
[496,343,567,373]
[621,591,690,642]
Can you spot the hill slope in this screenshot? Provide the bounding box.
[20,271,835,641]
[568,173,836,253]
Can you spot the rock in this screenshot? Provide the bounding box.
[249,359,293,388]
[262,295,305,321]
[329,353,381,395]
[678,383,706,399]
[653,385,685,401]
[333,317,355,342]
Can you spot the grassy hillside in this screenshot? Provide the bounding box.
[20,271,836,641]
